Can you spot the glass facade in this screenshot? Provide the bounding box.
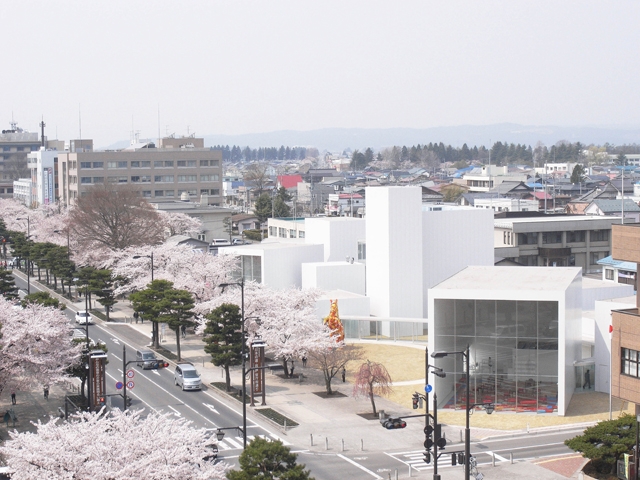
[434,299,559,413]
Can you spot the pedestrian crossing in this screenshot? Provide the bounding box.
[392,451,430,472]
[216,433,287,451]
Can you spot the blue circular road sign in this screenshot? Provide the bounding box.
[425,384,433,393]
[115,381,123,390]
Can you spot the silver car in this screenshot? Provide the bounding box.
[174,363,202,391]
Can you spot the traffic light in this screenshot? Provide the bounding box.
[382,417,407,429]
[125,396,132,408]
[412,393,419,409]
[423,451,431,464]
[434,424,447,449]
[457,452,465,465]
[451,453,457,466]
[424,424,434,449]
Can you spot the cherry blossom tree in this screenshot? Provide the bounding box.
[352,360,393,416]
[159,210,203,237]
[195,283,329,378]
[0,297,82,398]
[0,409,228,480]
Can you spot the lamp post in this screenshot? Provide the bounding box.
[16,217,30,294]
[133,252,155,346]
[220,277,247,448]
[432,345,470,480]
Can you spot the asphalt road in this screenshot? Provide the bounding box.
[13,275,582,479]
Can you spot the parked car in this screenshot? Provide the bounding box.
[232,238,251,245]
[75,310,92,325]
[174,363,202,391]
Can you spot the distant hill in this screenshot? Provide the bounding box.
[102,123,640,152]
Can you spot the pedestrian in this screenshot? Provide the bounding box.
[140,314,143,324]
[302,356,307,368]
[181,324,187,338]
[583,369,591,389]
[341,367,346,383]
[133,311,139,324]
[10,391,16,405]
[44,385,49,400]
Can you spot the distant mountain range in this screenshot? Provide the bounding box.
[103,123,640,152]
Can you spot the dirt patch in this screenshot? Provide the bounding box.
[346,344,424,383]
[356,412,379,420]
[312,391,347,399]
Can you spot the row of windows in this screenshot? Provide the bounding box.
[2,146,37,152]
[78,159,219,169]
[79,174,219,184]
[518,230,609,245]
[141,189,198,198]
[268,226,305,239]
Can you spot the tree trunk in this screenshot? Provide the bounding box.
[369,381,377,416]
[225,364,231,391]
[281,358,290,378]
[153,321,160,349]
[175,327,181,362]
[105,304,110,322]
[323,368,333,394]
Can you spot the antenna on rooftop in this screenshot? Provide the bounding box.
[39,117,46,147]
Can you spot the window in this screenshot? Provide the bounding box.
[591,230,609,242]
[279,227,286,238]
[591,251,607,264]
[93,177,104,184]
[142,190,151,197]
[298,230,305,238]
[187,160,196,167]
[269,226,276,236]
[155,190,164,197]
[197,233,206,241]
[242,255,262,283]
[622,348,640,378]
[200,174,220,182]
[2,147,9,152]
[131,161,140,168]
[200,160,209,167]
[165,190,175,197]
[154,175,174,183]
[518,233,537,245]
[131,176,140,183]
[80,162,92,169]
[80,177,92,184]
[567,231,586,243]
[177,160,186,167]
[107,161,118,169]
[605,269,614,280]
[93,162,104,168]
[542,232,562,244]
[210,188,220,196]
[289,229,296,238]
[358,241,366,260]
[154,161,164,168]
[210,160,219,167]
[108,176,128,183]
[178,175,197,182]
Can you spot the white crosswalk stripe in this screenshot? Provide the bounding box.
[217,434,278,451]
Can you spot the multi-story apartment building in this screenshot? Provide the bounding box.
[494,213,620,273]
[57,140,222,206]
[0,122,42,198]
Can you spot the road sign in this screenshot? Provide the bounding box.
[126,381,135,389]
[126,369,135,379]
[425,384,433,393]
[115,381,123,390]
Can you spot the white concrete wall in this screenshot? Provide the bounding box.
[262,244,324,289]
[366,187,423,318]
[314,291,371,319]
[422,208,494,317]
[561,271,583,416]
[301,261,366,295]
[581,280,635,311]
[305,217,365,262]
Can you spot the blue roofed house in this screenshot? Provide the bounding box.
[597,255,637,288]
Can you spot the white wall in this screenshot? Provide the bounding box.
[562,272,583,416]
[314,291,371,319]
[301,261,366,295]
[305,217,365,262]
[262,244,324,289]
[366,187,423,318]
[422,208,494,317]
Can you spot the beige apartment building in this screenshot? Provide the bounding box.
[57,145,222,206]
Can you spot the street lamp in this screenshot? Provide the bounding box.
[133,252,156,346]
[16,217,30,294]
[219,277,248,449]
[432,345,471,480]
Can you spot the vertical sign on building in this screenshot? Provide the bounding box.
[43,168,50,204]
[47,168,53,204]
[250,341,266,407]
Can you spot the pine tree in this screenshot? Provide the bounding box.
[203,303,243,392]
[0,268,18,300]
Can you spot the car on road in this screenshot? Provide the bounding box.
[75,310,93,325]
[136,349,159,370]
[174,363,202,391]
[232,238,251,245]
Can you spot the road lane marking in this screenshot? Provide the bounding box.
[112,354,121,362]
[203,403,219,414]
[225,437,243,449]
[168,405,181,417]
[152,370,160,376]
[337,454,383,479]
[486,451,509,462]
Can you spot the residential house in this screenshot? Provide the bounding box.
[584,199,640,223]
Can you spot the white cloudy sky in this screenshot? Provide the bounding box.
[2,1,638,147]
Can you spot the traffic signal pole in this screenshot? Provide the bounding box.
[433,392,439,480]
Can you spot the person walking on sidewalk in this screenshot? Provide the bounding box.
[133,311,139,324]
[44,385,49,400]
[583,369,591,389]
[181,324,187,338]
[10,391,16,405]
[302,356,307,367]
[341,367,346,383]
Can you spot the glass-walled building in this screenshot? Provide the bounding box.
[428,266,583,416]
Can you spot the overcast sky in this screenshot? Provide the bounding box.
[3,1,639,147]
